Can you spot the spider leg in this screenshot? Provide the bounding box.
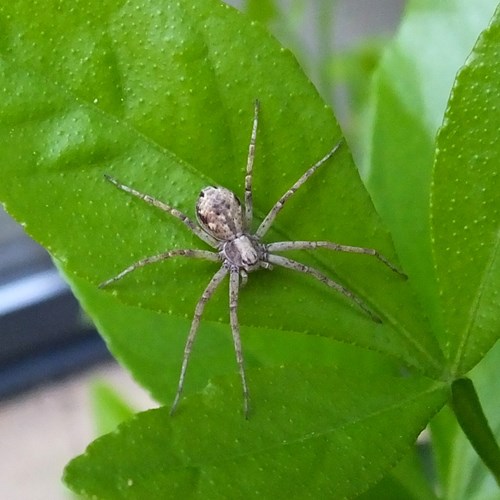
[239,269,249,288]
[266,253,381,323]
[170,265,229,415]
[266,241,406,277]
[244,99,260,230]
[98,249,220,288]
[229,270,250,418]
[104,175,219,248]
[256,138,344,238]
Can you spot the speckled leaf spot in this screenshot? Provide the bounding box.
[99,100,406,418]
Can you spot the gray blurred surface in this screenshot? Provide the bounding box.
[0,207,51,285]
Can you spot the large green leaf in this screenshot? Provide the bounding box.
[431,4,500,374]
[60,266,448,499]
[361,4,500,491]
[364,2,500,496]
[64,379,446,499]
[62,272,448,498]
[0,0,442,374]
[62,301,448,499]
[362,0,499,331]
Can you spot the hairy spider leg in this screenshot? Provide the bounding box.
[244,100,260,230]
[267,241,406,277]
[229,270,251,418]
[266,253,382,323]
[104,175,219,248]
[99,249,220,288]
[170,265,229,415]
[256,138,344,239]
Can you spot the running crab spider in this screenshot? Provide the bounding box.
[99,100,405,418]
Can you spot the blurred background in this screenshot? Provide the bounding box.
[0,1,404,498]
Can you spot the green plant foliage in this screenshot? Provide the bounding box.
[63,336,447,498]
[363,0,500,496]
[362,0,499,324]
[244,0,278,24]
[0,0,442,376]
[431,343,500,498]
[358,447,439,500]
[0,0,498,497]
[431,5,500,374]
[451,378,500,486]
[430,9,500,491]
[62,272,446,498]
[66,385,442,498]
[90,381,136,437]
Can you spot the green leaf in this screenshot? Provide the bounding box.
[330,37,388,142]
[431,4,500,374]
[244,0,278,24]
[361,2,500,494]
[61,267,448,496]
[450,378,500,486]
[432,9,500,493]
[362,0,499,327]
[0,0,442,375]
[431,343,500,499]
[62,270,448,497]
[63,271,415,406]
[359,447,438,500]
[90,381,136,437]
[64,362,448,499]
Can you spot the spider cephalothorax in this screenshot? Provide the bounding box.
[100,100,404,417]
[196,186,264,273]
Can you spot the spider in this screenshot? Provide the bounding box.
[99,100,403,418]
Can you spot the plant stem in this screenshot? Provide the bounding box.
[450,377,500,487]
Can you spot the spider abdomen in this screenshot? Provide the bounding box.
[196,186,244,240]
[223,235,262,271]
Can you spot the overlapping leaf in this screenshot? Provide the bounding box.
[362,1,500,496]
[362,0,499,328]
[431,5,500,374]
[62,277,448,499]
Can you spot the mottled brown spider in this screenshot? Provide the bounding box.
[100,100,403,417]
